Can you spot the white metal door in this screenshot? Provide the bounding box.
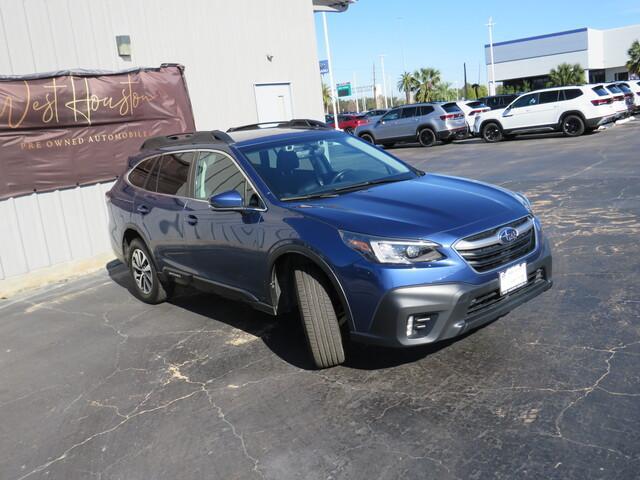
[254,83,293,122]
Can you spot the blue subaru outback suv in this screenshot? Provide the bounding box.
[106,122,552,368]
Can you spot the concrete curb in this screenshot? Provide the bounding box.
[0,253,115,299]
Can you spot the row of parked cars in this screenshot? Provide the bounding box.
[326,81,639,147]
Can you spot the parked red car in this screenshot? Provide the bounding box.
[326,114,369,134]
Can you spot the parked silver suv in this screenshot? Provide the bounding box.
[355,102,468,147]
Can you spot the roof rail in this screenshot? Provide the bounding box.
[140,130,235,150]
[227,118,329,132]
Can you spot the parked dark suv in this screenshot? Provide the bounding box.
[478,94,519,110]
[107,125,553,368]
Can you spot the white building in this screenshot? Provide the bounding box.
[485,24,640,89]
[0,0,351,282]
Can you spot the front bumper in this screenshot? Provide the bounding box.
[350,246,552,347]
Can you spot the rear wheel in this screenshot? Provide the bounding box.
[359,133,375,144]
[562,115,585,137]
[128,239,171,304]
[481,122,503,143]
[418,128,436,147]
[293,264,346,369]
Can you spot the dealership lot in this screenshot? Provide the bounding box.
[1,123,639,479]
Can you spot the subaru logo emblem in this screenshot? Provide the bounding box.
[498,227,518,244]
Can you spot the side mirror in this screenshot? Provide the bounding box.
[209,190,244,210]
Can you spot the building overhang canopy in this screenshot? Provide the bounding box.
[312,0,354,13]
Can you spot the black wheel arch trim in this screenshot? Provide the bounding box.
[267,243,355,331]
[558,110,586,127]
[479,119,503,133]
[416,124,436,137]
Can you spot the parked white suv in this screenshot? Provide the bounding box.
[473,85,617,143]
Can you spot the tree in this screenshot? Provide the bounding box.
[434,81,457,101]
[321,83,332,112]
[471,83,481,99]
[397,71,417,104]
[548,63,585,87]
[413,67,441,102]
[627,40,640,76]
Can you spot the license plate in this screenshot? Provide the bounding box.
[499,262,527,295]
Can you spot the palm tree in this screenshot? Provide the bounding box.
[434,81,456,101]
[397,72,416,104]
[413,67,441,102]
[627,40,640,76]
[321,83,332,113]
[548,63,585,87]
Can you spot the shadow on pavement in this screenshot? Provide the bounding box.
[106,259,478,372]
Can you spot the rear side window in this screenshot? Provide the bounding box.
[606,85,621,94]
[401,106,417,118]
[539,90,559,104]
[156,152,193,196]
[418,105,434,116]
[563,89,583,100]
[617,84,631,93]
[592,86,608,97]
[128,157,158,189]
[441,103,462,113]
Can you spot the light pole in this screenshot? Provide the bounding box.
[486,16,497,96]
[322,12,339,129]
[380,54,388,109]
[353,72,359,113]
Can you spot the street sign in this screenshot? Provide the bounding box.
[336,82,352,97]
[319,60,329,75]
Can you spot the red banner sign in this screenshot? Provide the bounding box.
[0,64,196,199]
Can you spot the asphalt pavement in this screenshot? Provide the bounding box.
[1,122,639,479]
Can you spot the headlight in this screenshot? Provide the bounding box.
[515,192,532,213]
[340,231,445,264]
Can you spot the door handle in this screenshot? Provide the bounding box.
[187,214,198,226]
[137,204,150,215]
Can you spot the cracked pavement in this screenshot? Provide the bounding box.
[1,122,639,479]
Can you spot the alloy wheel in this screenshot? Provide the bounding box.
[484,124,501,142]
[131,248,153,295]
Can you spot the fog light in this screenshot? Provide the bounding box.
[406,313,437,337]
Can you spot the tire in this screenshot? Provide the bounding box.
[359,133,375,144]
[481,122,503,143]
[128,239,171,304]
[293,264,345,368]
[562,114,585,137]
[418,128,436,147]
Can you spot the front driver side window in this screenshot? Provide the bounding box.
[511,93,539,109]
[194,151,261,207]
[381,109,401,121]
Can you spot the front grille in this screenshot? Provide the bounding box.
[466,268,545,317]
[455,216,536,272]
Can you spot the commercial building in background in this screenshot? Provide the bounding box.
[485,24,640,90]
[0,0,352,281]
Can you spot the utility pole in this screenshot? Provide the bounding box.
[463,62,468,99]
[372,62,377,109]
[380,55,388,109]
[353,73,359,113]
[486,17,497,96]
[322,12,339,129]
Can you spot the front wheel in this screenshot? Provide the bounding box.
[418,128,436,147]
[128,239,171,304]
[359,133,375,144]
[293,264,346,369]
[562,115,585,137]
[481,122,503,143]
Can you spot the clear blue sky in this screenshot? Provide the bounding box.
[314,0,640,96]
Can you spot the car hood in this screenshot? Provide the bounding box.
[287,174,529,244]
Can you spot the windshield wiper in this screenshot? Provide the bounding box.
[281,176,410,202]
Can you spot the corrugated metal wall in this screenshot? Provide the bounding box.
[0,0,325,280]
[0,182,114,280]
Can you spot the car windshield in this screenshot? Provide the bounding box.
[239,133,418,201]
